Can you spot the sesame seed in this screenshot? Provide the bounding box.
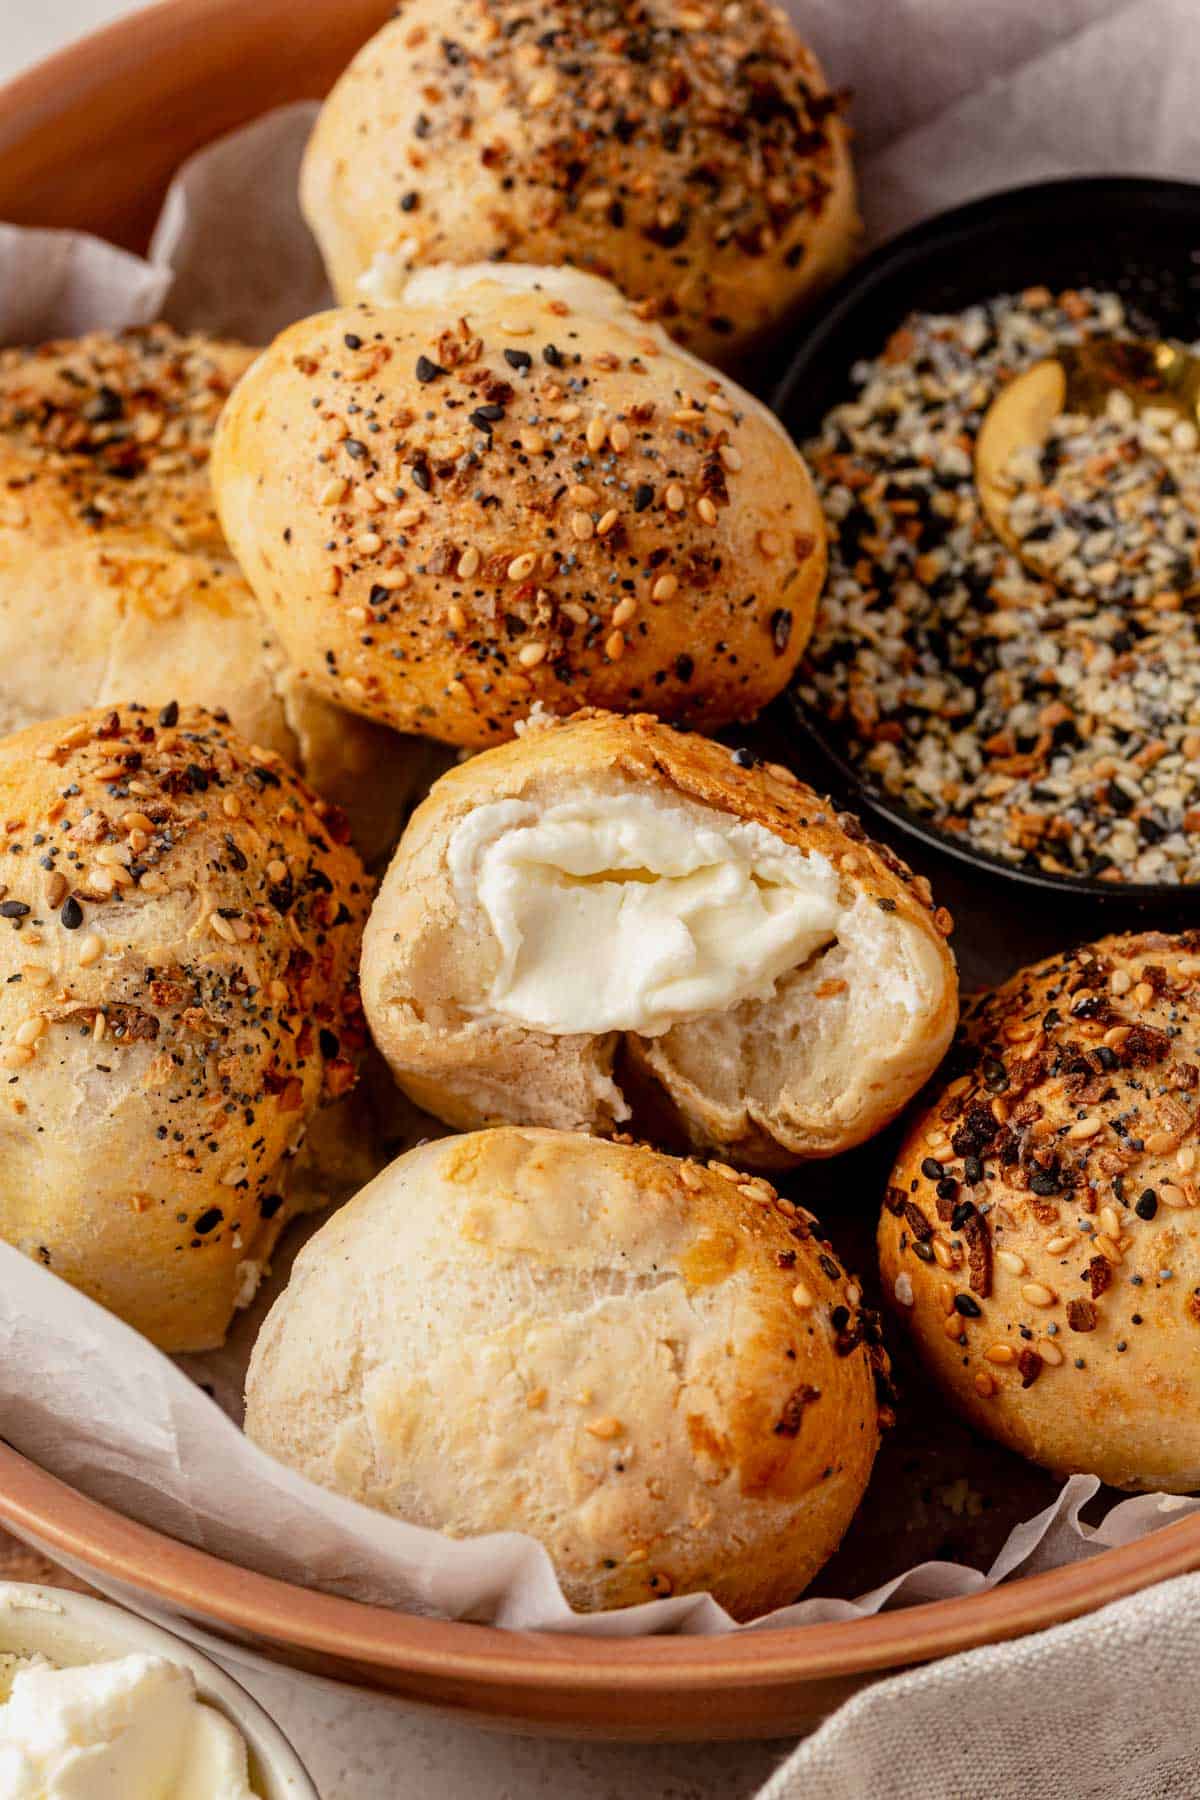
[570,511,595,542]
[586,416,608,452]
[77,934,104,968]
[605,630,626,661]
[507,552,537,581]
[665,483,685,512]
[1021,1282,1057,1307]
[0,1044,34,1069]
[652,573,678,601]
[517,642,548,668]
[696,496,718,525]
[608,421,631,453]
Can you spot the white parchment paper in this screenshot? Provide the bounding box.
[2,8,1200,1632]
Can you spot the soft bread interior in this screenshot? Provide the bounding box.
[627,894,953,1162]
[372,767,951,1159]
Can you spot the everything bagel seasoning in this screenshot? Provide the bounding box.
[801,287,1200,885]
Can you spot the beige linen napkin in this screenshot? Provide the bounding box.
[759,1572,1200,1799]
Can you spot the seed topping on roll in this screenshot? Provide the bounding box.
[0,701,369,1349]
[213,269,827,745]
[300,0,857,365]
[879,930,1200,1490]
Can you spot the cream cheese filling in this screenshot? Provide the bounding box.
[0,1652,256,1799]
[448,793,839,1036]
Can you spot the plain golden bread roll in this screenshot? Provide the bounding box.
[879,930,1200,1492]
[360,711,959,1166]
[245,1128,888,1617]
[0,326,422,862]
[0,703,369,1352]
[211,267,827,747]
[300,0,857,367]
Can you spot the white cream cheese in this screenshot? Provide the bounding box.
[448,793,839,1036]
[0,1652,256,1799]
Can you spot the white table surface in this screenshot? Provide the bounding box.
[0,7,794,1794]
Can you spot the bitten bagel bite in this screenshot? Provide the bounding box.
[300,0,857,368]
[0,703,368,1352]
[0,325,420,862]
[245,1127,889,1617]
[211,266,827,747]
[361,711,958,1167]
[879,930,1200,1493]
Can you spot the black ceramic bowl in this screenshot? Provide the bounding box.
[770,176,1200,917]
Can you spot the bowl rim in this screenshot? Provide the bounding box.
[1,1443,1198,1695]
[772,173,1200,907]
[0,1577,317,1799]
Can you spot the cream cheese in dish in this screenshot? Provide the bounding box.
[448,792,840,1036]
[0,1651,256,1800]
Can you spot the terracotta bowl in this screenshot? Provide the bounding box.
[1,0,1199,1742]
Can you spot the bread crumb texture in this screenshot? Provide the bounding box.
[361,711,958,1166]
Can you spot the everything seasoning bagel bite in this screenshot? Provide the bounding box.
[361,710,958,1167]
[300,0,858,367]
[0,324,419,863]
[246,1128,891,1618]
[0,703,368,1351]
[879,931,1200,1492]
[211,266,827,746]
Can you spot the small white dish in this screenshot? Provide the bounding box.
[0,1581,317,1799]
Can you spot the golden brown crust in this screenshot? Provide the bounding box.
[211,275,826,747]
[0,702,369,1351]
[879,929,1200,1492]
[0,325,419,863]
[245,1127,888,1617]
[300,0,859,368]
[362,710,959,1163]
